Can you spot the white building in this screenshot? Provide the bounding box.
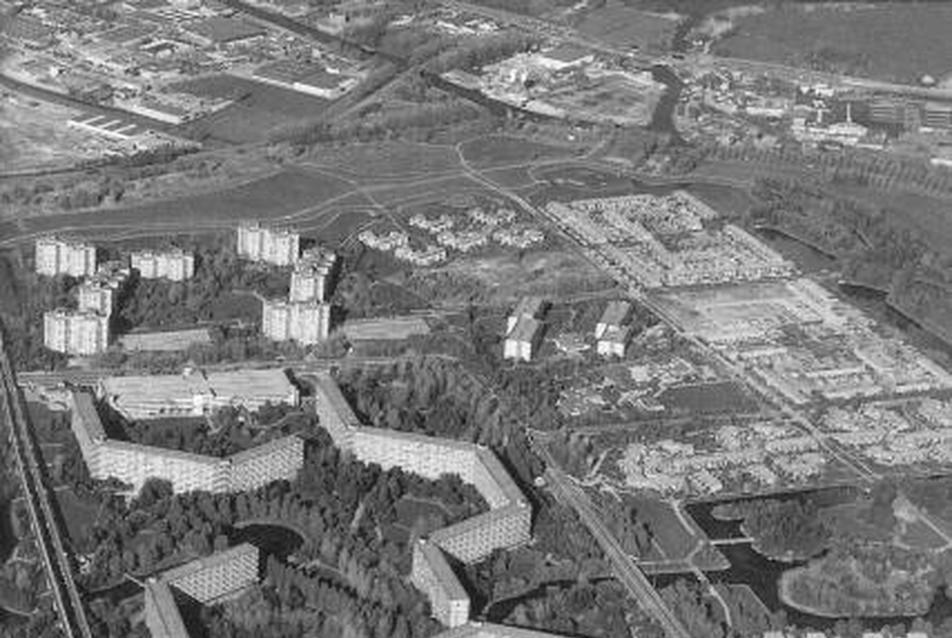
[261,299,331,345]
[506,297,545,333]
[289,249,336,302]
[44,309,109,355]
[595,300,631,339]
[77,281,115,317]
[131,249,195,281]
[35,237,97,277]
[504,316,542,362]
[237,223,300,266]
[597,325,631,358]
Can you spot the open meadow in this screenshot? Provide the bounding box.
[714,3,952,84]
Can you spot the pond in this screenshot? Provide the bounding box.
[683,489,952,632]
[229,523,305,563]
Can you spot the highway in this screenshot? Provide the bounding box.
[0,330,93,638]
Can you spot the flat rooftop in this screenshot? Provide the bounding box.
[160,543,258,586]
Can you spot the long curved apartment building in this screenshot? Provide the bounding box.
[311,372,532,628]
[69,390,304,495]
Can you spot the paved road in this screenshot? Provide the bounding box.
[0,330,92,638]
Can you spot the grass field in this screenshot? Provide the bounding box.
[4,167,355,244]
[173,75,330,144]
[657,381,759,414]
[459,135,578,169]
[715,4,952,84]
[303,142,461,181]
[55,489,100,546]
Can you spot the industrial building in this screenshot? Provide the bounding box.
[261,299,331,345]
[43,309,109,355]
[35,236,97,277]
[596,325,631,358]
[145,543,259,638]
[98,368,300,420]
[69,391,304,494]
[504,317,542,362]
[236,223,300,266]
[131,248,195,281]
[595,300,631,339]
[310,373,532,628]
[506,297,545,333]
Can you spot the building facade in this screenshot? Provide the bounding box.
[131,249,195,281]
[43,309,109,355]
[261,299,331,345]
[237,223,300,266]
[146,544,260,638]
[411,541,470,628]
[35,237,97,277]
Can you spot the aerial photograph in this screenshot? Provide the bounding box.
[7,0,952,638]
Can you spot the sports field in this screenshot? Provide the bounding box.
[173,75,330,144]
[715,4,952,84]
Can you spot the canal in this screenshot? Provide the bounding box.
[682,489,952,632]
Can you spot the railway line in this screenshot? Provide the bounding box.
[0,329,92,638]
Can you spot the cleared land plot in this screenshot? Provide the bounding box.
[4,168,354,241]
[572,3,678,52]
[459,135,577,169]
[657,382,759,414]
[369,174,492,208]
[338,316,430,341]
[407,248,616,305]
[173,75,330,143]
[480,165,538,190]
[0,93,104,171]
[714,4,952,84]
[303,142,461,181]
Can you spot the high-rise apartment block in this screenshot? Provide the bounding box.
[70,390,304,495]
[76,261,132,318]
[131,249,195,281]
[311,374,532,629]
[145,544,259,638]
[35,237,97,277]
[290,249,337,302]
[237,223,300,266]
[261,299,331,344]
[43,309,109,355]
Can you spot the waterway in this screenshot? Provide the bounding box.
[229,523,305,562]
[682,489,952,632]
